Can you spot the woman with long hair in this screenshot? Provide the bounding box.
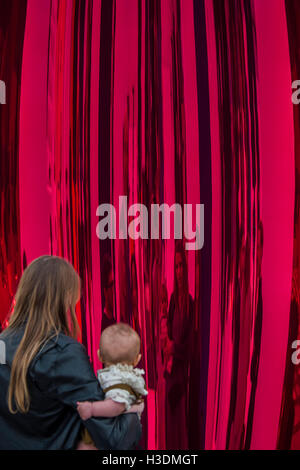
[164,241,194,449]
[0,255,141,450]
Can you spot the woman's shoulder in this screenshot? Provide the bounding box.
[1,327,82,351]
[29,334,93,391]
[37,332,84,357]
[53,332,84,350]
[30,333,88,377]
[0,328,85,369]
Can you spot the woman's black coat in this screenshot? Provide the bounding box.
[0,328,142,450]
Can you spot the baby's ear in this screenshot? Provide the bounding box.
[97,349,103,363]
[135,353,142,366]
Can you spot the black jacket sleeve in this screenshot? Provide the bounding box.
[30,340,142,450]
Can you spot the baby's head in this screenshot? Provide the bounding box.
[98,322,141,367]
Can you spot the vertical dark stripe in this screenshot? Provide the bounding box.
[277,0,300,449]
[193,0,212,449]
[0,0,27,325]
[98,0,113,294]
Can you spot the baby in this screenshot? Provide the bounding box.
[76,322,148,450]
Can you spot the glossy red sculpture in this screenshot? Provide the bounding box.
[0,0,299,450]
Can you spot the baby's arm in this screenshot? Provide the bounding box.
[77,399,145,420]
[77,399,126,420]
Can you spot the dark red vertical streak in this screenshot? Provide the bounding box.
[0,0,27,326]
[277,0,300,450]
[69,0,83,332]
[193,0,212,450]
[98,0,114,298]
[171,0,186,208]
[243,0,262,450]
[80,0,93,350]
[212,0,261,449]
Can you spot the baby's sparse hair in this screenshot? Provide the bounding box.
[99,322,141,365]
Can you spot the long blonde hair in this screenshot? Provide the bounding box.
[5,255,80,414]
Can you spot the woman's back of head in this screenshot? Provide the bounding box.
[5,255,81,414]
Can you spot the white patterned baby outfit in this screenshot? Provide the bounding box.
[97,363,148,411]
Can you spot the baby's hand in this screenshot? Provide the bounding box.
[77,401,93,421]
[125,401,145,415]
